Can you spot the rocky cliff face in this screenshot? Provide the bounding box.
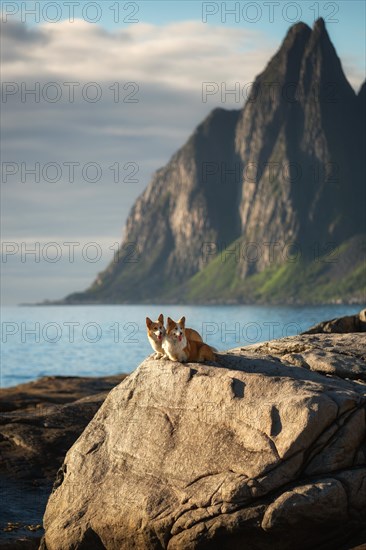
[69,108,241,302]
[63,19,365,305]
[41,332,366,549]
[235,18,363,276]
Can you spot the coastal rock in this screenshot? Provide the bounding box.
[0,375,126,480]
[0,375,126,549]
[303,308,366,334]
[240,332,366,382]
[42,334,366,549]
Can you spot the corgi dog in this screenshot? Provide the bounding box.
[146,314,204,359]
[163,316,216,363]
[146,314,166,359]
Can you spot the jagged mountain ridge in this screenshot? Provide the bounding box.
[235,18,363,276]
[64,18,365,305]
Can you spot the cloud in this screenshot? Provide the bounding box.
[341,55,366,92]
[0,19,49,61]
[2,19,272,86]
[1,19,274,233]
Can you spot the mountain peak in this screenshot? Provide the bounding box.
[289,21,311,35]
[284,18,329,48]
[313,17,326,32]
[311,17,332,44]
[282,21,311,49]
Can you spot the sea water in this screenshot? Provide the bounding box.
[0,304,361,388]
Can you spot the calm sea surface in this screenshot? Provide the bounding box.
[0,304,362,388]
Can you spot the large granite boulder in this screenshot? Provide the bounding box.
[42,334,366,549]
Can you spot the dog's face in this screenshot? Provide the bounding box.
[146,314,165,342]
[166,316,186,342]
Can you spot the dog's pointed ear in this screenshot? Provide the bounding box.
[146,317,152,328]
[178,316,186,327]
[158,313,164,324]
[167,317,174,328]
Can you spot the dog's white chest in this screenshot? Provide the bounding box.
[163,337,187,362]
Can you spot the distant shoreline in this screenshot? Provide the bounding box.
[20,297,366,307]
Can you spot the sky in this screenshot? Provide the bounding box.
[1,0,365,305]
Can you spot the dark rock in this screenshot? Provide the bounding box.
[0,375,126,549]
[0,375,127,481]
[303,308,366,334]
[0,375,126,413]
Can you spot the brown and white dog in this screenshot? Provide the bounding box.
[146,314,205,360]
[146,314,166,359]
[162,316,216,363]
